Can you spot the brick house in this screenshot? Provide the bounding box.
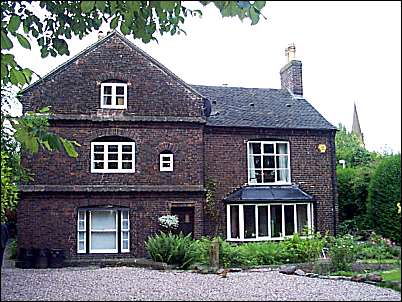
[18,31,337,261]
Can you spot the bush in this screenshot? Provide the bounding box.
[337,166,373,234]
[367,155,401,244]
[327,234,358,271]
[145,232,196,269]
[9,239,17,260]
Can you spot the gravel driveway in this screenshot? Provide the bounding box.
[1,267,400,301]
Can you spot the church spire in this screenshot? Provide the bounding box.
[352,102,365,147]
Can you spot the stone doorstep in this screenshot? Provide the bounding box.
[63,258,177,270]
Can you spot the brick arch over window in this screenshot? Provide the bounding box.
[96,72,131,84]
[156,142,179,154]
[88,128,133,141]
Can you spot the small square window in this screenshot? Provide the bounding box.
[160,153,173,172]
[122,162,132,169]
[100,83,127,109]
[108,162,118,169]
[91,142,135,173]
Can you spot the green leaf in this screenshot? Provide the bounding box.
[254,1,266,10]
[38,106,50,113]
[249,7,260,25]
[7,15,21,33]
[22,68,33,83]
[9,68,26,85]
[61,138,79,158]
[95,0,106,12]
[1,63,8,80]
[47,134,63,151]
[1,54,16,66]
[16,33,31,49]
[1,31,13,50]
[127,1,141,12]
[160,1,176,10]
[110,16,119,29]
[81,1,95,13]
[237,1,251,9]
[120,22,130,35]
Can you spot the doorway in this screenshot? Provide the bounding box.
[171,207,194,238]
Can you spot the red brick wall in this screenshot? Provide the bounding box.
[17,192,204,258]
[203,127,337,236]
[22,34,203,117]
[22,122,204,186]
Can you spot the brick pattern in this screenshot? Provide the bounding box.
[18,192,204,258]
[22,35,203,117]
[203,127,337,236]
[280,60,303,96]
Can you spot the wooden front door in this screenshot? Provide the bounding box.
[171,207,194,238]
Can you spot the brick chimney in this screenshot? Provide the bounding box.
[280,44,303,97]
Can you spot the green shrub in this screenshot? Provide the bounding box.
[9,239,17,260]
[367,154,401,244]
[145,232,196,268]
[327,234,358,271]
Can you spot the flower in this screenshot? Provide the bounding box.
[158,215,179,230]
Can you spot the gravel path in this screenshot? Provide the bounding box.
[1,267,400,301]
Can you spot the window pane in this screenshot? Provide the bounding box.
[79,232,85,241]
[258,206,268,237]
[276,156,288,168]
[123,240,128,250]
[122,145,132,152]
[270,205,282,237]
[284,205,295,236]
[108,153,118,160]
[277,143,288,154]
[108,162,118,169]
[244,205,256,239]
[277,169,289,182]
[91,232,116,250]
[108,145,118,152]
[263,170,275,183]
[94,162,104,169]
[116,96,125,105]
[79,221,85,231]
[103,96,112,105]
[296,204,308,234]
[230,206,239,239]
[91,211,116,230]
[122,220,129,230]
[162,156,171,161]
[122,231,129,240]
[94,145,104,152]
[79,242,85,251]
[263,144,274,154]
[122,153,132,160]
[122,211,129,220]
[103,86,112,94]
[263,156,275,168]
[94,153,104,161]
[249,143,261,155]
[116,86,125,95]
[122,162,132,169]
[79,212,85,220]
[162,162,170,168]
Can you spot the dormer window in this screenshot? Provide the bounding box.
[100,82,127,109]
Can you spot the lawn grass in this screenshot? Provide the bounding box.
[380,268,401,282]
[359,259,400,265]
[330,271,354,277]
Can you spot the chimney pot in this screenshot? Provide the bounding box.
[280,44,303,97]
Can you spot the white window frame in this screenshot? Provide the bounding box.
[89,210,118,254]
[247,141,291,185]
[77,209,130,254]
[91,142,135,173]
[226,203,313,242]
[160,153,173,172]
[77,211,87,253]
[121,210,130,253]
[100,83,127,109]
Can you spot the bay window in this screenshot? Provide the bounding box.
[248,141,290,185]
[77,209,130,254]
[227,203,313,241]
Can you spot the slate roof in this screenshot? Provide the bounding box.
[224,185,314,204]
[192,85,336,130]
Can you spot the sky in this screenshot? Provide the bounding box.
[12,1,401,153]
